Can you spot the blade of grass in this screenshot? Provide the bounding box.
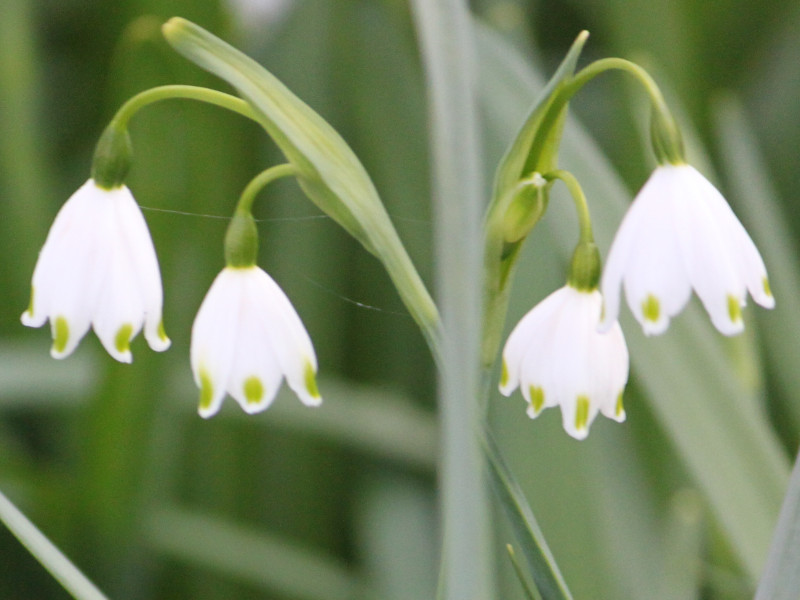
[0,489,109,600]
[483,429,572,600]
[408,1,492,598]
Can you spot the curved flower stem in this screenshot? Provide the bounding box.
[225,164,300,268]
[567,58,671,125]
[235,163,299,216]
[109,84,260,128]
[543,170,594,245]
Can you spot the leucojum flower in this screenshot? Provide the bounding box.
[600,163,775,336]
[21,178,170,362]
[190,165,321,418]
[499,172,629,440]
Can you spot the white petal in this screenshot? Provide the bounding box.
[226,283,284,414]
[673,167,745,336]
[111,185,170,351]
[92,215,146,363]
[250,268,321,406]
[689,167,774,310]
[500,287,565,396]
[191,269,241,418]
[33,181,110,357]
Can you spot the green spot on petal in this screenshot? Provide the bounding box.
[529,386,545,414]
[500,361,509,388]
[53,317,69,354]
[199,369,214,411]
[575,395,590,431]
[115,323,133,354]
[616,392,624,417]
[25,286,35,317]
[305,361,320,399]
[157,319,168,342]
[763,277,772,298]
[243,376,264,404]
[727,294,742,323]
[642,295,660,323]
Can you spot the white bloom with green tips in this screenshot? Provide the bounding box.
[21,178,170,362]
[191,266,321,418]
[600,164,774,336]
[500,285,629,440]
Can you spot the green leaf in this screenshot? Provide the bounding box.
[145,505,362,600]
[482,428,573,600]
[161,17,440,352]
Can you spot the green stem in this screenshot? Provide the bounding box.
[543,170,594,244]
[567,58,671,123]
[225,163,299,268]
[235,163,299,216]
[109,84,260,129]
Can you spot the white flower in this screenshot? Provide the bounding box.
[500,285,629,440]
[191,265,321,418]
[600,164,774,336]
[21,179,170,362]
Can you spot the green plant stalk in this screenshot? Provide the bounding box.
[481,51,682,366]
[0,488,109,600]
[409,0,492,598]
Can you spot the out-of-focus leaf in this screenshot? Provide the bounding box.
[145,505,364,600]
[712,96,800,435]
[754,449,800,600]
[409,2,493,598]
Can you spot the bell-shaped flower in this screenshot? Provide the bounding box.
[500,285,629,440]
[191,265,321,418]
[21,178,170,362]
[600,164,774,336]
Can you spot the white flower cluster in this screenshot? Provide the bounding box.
[501,164,773,439]
[22,179,320,417]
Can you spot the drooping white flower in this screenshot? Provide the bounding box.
[21,179,170,362]
[600,164,774,336]
[191,265,321,418]
[500,285,629,440]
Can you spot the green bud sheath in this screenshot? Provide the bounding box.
[502,174,549,244]
[91,123,133,189]
[567,241,601,291]
[650,107,685,166]
[225,211,259,268]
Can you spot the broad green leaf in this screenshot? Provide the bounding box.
[162,17,440,352]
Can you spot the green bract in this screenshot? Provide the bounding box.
[162,18,439,347]
[482,31,588,366]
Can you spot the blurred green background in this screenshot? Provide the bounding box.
[1,0,799,598]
